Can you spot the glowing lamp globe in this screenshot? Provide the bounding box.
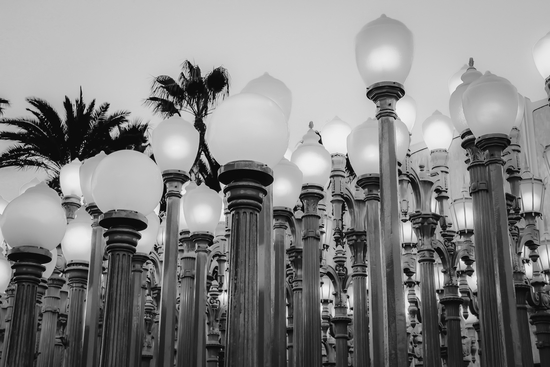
[183,184,222,234]
[539,234,550,272]
[355,14,414,86]
[1,183,66,251]
[462,71,519,137]
[80,151,106,205]
[207,93,289,168]
[60,159,83,198]
[273,158,303,208]
[515,94,525,126]
[395,118,410,163]
[136,212,160,254]
[449,192,474,233]
[291,124,331,186]
[422,111,454,151]
[0,255,12,293]
[400,221,417,244]
[320,116,352,155]
[533,31,550,80]
[448,64,468,95]
[19,178,40,195]
[0,195,8,214]
[43,247,57,279]
[519,173,545,215]
[449,64,482,135]
[157,219,166,248]
[151,116,199,172]
[241,73,292,122]
[321,278,333,300]
[61,207,93,262]
[396,95,417,132]
[347,118,379,175]
[91,150,163,216]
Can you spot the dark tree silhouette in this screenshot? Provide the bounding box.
[0,98,9,116]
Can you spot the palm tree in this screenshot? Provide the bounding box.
[0,98,9,116]
[0,88,150,193]
[144,60,230,191]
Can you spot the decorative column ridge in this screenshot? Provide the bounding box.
[128,252,149,367]
[366,81,405,113]
[64,261,89,367]
[37,274,66,367]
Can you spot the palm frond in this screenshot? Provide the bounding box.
[0,98,9,116]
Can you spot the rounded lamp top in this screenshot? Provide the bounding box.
[273,158,303,208]
[347,118,379,175]
[291,123,332,186]
[61,206,93,262]
[422,111,454,151]
[60,159,83,198]
[0,255,11,293]
[91,150,164,216]
[2,183,67,250]
[355,14,414,86]
[462,71,519,138]
[241,72,292,122]
[183,184,222,234]
[0,195,9,215]
[43,247,57,279]
[395,118,410,163]
[152,116,199,172]
[396,94,416,133]
[80,151,107,205]
[448,64,468,95]
[207,93,289,168]
[533,31,550,80]
[136,212,160,254]
[320,116,352,155]
[449,63,482,135]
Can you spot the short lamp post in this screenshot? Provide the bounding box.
[91,150,164,367]
[0,183,67,367]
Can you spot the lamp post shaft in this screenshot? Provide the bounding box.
[287,245,303,367]
[63,262,89,367]
[440,285,464,367]
[37,275,66,367]
[176,232,196,367]
[129,253,149,367]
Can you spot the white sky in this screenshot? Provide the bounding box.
[1,0,550,200]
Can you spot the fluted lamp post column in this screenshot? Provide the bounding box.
[91,150,164,367]
[207,91,290,367]
[462,71,523,367]
[61,206,93,367]
[0,183,67,367]
[150,116,198,367]
[355,14,414,367]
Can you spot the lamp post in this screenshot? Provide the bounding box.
[355,15,414,367]
[1,183,67,367]
[91,150,164,367]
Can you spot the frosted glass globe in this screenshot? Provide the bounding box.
[347,118,379,175]
[19,178,40,195]
[449,65,482,134]
[422,111,454,151]
[136,212,160,254]
[320,116,352,155]
[207,93,289,168]
[183,184,222,234]
[396,95,417,132]
[60,159,83,197]
[0,196,8,214]
[0,255,12,293]
[43,247,57,279]
[80,151,107,205]
[462,71,519,137]
[448,64,468,95]
[91,150,164,216]
[395,118,411,163]
[291,125,331,186]
[534,31,550,79]
[273,158,303,208]
[151,116,199,172]
[355,14,414,86]
[241,73,292,122]
[61,207,93,262]
[2,183,66,251]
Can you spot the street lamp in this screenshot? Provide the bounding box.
[533,30,550,98]
[396,94,417,133]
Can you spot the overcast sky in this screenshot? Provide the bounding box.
[1,1,549,200]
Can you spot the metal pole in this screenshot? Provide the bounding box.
[63,261,89,367]
[129,253,149,367]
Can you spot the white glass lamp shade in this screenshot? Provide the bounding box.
[320,116,352,155]
[538,234,550,272]
[0,255,12,293]
[400,220,417,244]
[355,14,414,86]
[136,212,160,254]
[19,178,40,195]
[519,174,545,215]
[60,159,83,198]
[151,116,199,172]
[80,151,107,205]
[396,95,417,132]
[2,183,66,251]
[347,118,379,175]
[291,125,331,186]
[241,72,292,121]
[515,94,525,126]
[462,71,519,137]
[448,64,468,95]
[61,207,93,262]
[449,194,474,233]
[43,247,57,279]
[422,111,454,151]
[320,278,333,300]
[157,219,166,248]
[534,31,550,79]
[524,259,534,279]
[273,158,303,208]
[207,93,289,168]
[434,262,444,290]
[91,150,163,216]
[0,196,8,214]
[467,269,478,292]
[183,184,222,233]
[395,118,410,163]
[449,66,482,134]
